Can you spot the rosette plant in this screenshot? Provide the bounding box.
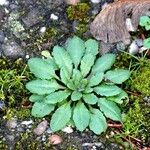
[26,36,130,134]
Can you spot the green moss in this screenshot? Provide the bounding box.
[15,132,39,150]
[66,3,90,21]
[0,58,32,107]
[67,147,78,150]
[3,108,31,120]
[114,53,150,96]
[0,139,8,150]
[14,132,53,150]
[66,3,91,36]
[123,97,150,141]
[32,27,59,50]
[112,53,150,147]
[131,66,150,96]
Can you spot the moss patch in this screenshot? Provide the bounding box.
[66,3,91,36]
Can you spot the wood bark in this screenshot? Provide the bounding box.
[90,0,150,45]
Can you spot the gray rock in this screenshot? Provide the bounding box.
[2,40,25,59]
[0,31,5,43]
[0,44,2,57]
[6,134,15,142]
[6,118,17,129]
[22,8,44,28]
[0,6,5,25]
[107,143,120,150]
[33,120,48,135]
[17,126,25,132]
[51,0,64,7]
[9,4,19,10]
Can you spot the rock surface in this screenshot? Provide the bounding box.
[2,40,25,59]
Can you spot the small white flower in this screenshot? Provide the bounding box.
[50,14,58,20]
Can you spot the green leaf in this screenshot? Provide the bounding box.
[79,79,88,91]
[50,102,71,131]
[73,102,90,131]
[83,86,93,93]
[89,108,107,134]
[98,98,122,122]
[29,94,45,102]
[85,39,99,56]
[92,54,116,73]
[105,69,130,84]
[41,50,51,58]
[80,54,95,77]
[67,80,76,90]
[45,58,58,70]
[66,36,85,68]
[107,90,128,104]
[71,91,82,101]
[45,90,71,104]
[60,67,71,85]
[26,79,63,95]
[83,93,98,104]
[52,45,72,74]
[31,101,54,117]
[139,16,150,30]
[89,72,104,87]
[28,58,55,79]
[94,84,122,96]
[72,69,82,87]
[144,38,150,49]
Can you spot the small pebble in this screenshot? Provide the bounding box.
[4,8,9,13]
[50,14,58,20]
[46,128,53,134]
[129,40,139,54]
[21,120,33,125]
[126,18,135,32]
[65,0,80,5]
[91,0,101,3]
[62,126,73,133]
[41,135,46,141]
[135,38,143,47]
[25,54,30,59]
[33,120,48,135]
[40,27,46,33]
[49,134,62,145]
[0,0,8,5]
